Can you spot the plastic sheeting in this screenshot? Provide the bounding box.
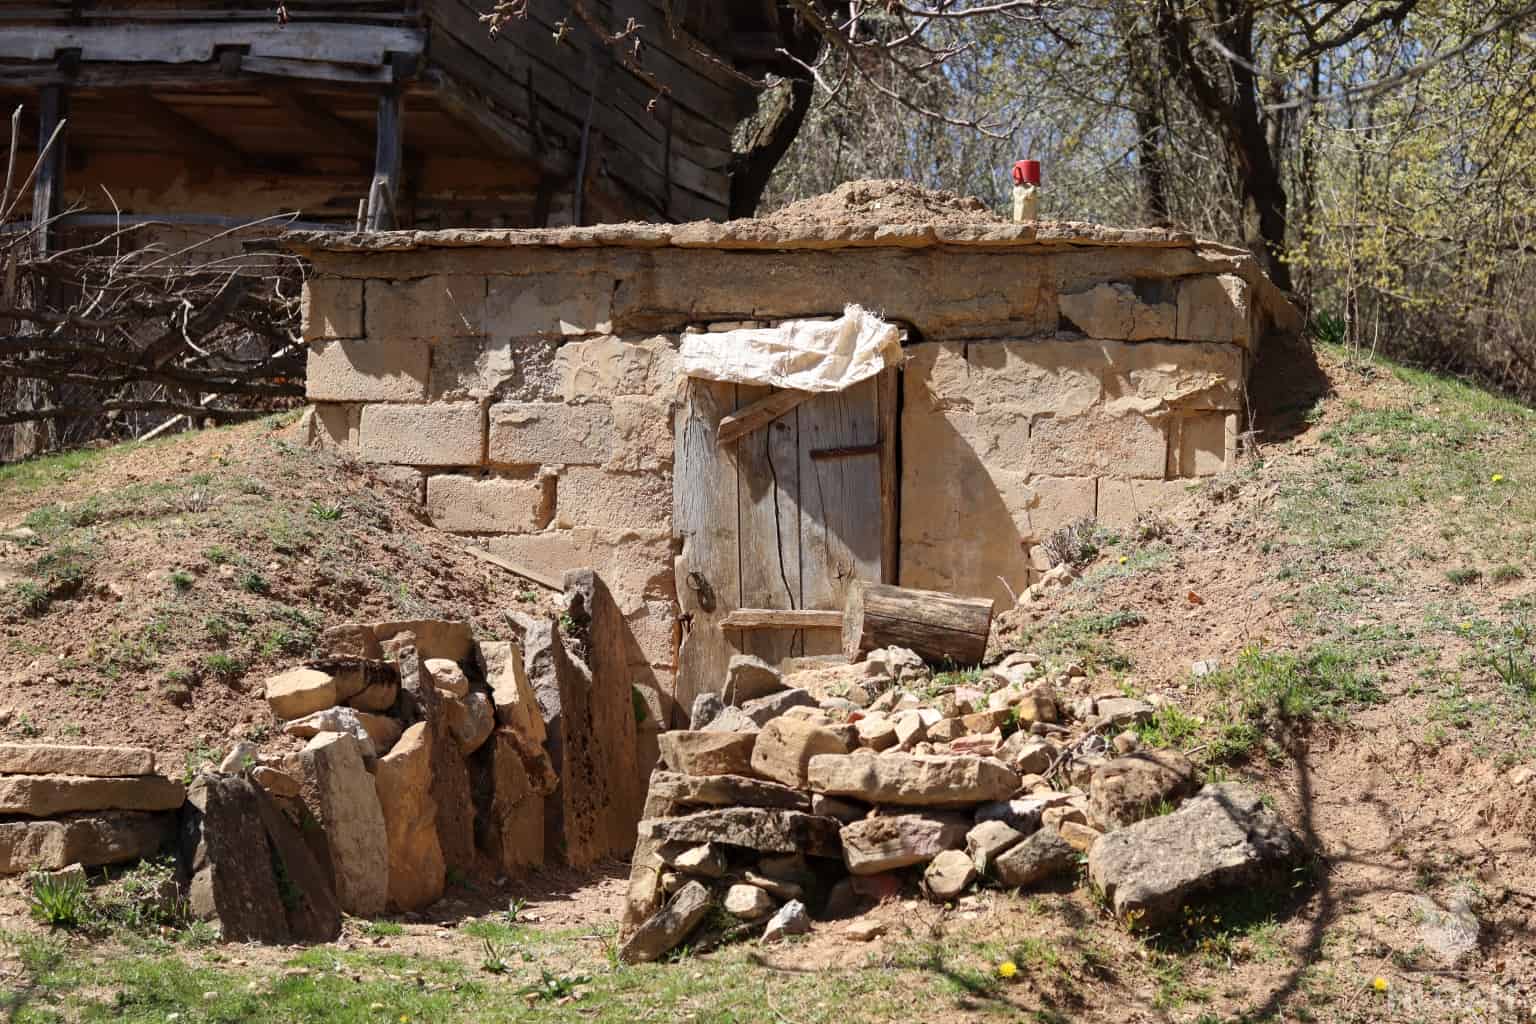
[678,305,903,393]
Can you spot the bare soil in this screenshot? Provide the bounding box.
[0,416,541,772]
[753,178,1003,230]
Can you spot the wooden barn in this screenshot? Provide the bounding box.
[0,0,813,241]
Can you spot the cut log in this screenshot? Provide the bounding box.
[841,581,993,666]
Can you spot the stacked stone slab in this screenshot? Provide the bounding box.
[223,594,640,938]
[286,218,1300,727]
[619,645,1302,961]
[0,744,182,874]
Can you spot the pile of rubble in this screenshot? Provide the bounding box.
[192,571,642,941]
[620,646,1302,962]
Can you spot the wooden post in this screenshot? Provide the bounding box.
[365,80,402,231]
[841,581,993,667]
[32,84,66,255]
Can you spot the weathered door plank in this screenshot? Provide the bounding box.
[672,379,740,725]
[797,376,883,655]
[735,384,804,664]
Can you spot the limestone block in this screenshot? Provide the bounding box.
[430,336,561,402]
[359,402,484,467]
[301,277,364,341]
[553,468,671,530]
[1100,341,1244,415]
[306,338,429,403]
[613,249,1051,339]
[478,728,550,874]
[374,620,475,663]
[1177,274,1251,346]
[0,811,174,873]
[557,335,679,400]
[1028,412,1168,479]
[750,718,850,788]
[993,825,1078,888]
[476,640,547,741]
[487,402,614,466]
[625,599,680,669]
[1096,478,1191,529]
[645,771,811,813]
[308,403,359,452]
[445,692,495,755]
[484,528,673,615]
[966,341,1103,415]
[425,474,550,534]
[1173,412,1237,477]
[265,668,337,720]
[0,774,188,816]
[485,272,613,338]
[993,474,1098,543]
[365,275,486,340]
[658,731,757,777]
[638,807,841,857]
[840,812,970,874]
[1058,282,1176,341]
[319,624,384,661]
[1088,783,1301,926]
[374,722,445,912]
[1088,749,1199,831]
[899,342,971,412]
[609,395,675,473]
[300,732,389,917]
[1053,247,1216,292]
[808,753,1020,807]
[0,744,155,778]
[619,879,712,964]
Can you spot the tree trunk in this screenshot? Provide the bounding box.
[841,581,993,667]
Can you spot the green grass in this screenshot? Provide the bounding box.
[1008,609,1145,674]
[1192,646,1384,763]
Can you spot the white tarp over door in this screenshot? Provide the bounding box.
[678,304,903,392]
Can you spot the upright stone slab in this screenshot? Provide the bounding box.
[180,774,340,943]
[397,642,477,874]
[374,722,445,912]
[562,569,643,856]
[300,732,389,917]
[508,607,622,867]
[473,728,556,874]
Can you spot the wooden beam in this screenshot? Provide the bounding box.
[261,84,376,155]
[421,66,571,175]
[364,79,402,230]
[32,84,65,256]
[716,388,812,446]
[465,546,562,591]
[720,609,843,631]
[132,92,248,168]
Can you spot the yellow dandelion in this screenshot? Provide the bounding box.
[997,961,1018,979]
[1491,474,1505,484]
[1118,556,1129,565]
[1459,621,1473,631]
[1371,976,1389,993]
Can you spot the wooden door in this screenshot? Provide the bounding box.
[672,372,897,723]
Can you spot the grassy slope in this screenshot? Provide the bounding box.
[2,347,1534,1023]
[0,414,535,775]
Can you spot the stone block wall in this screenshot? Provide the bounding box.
[288,221,1296,720]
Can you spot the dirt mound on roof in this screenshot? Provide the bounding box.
[757,179,1002,231]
